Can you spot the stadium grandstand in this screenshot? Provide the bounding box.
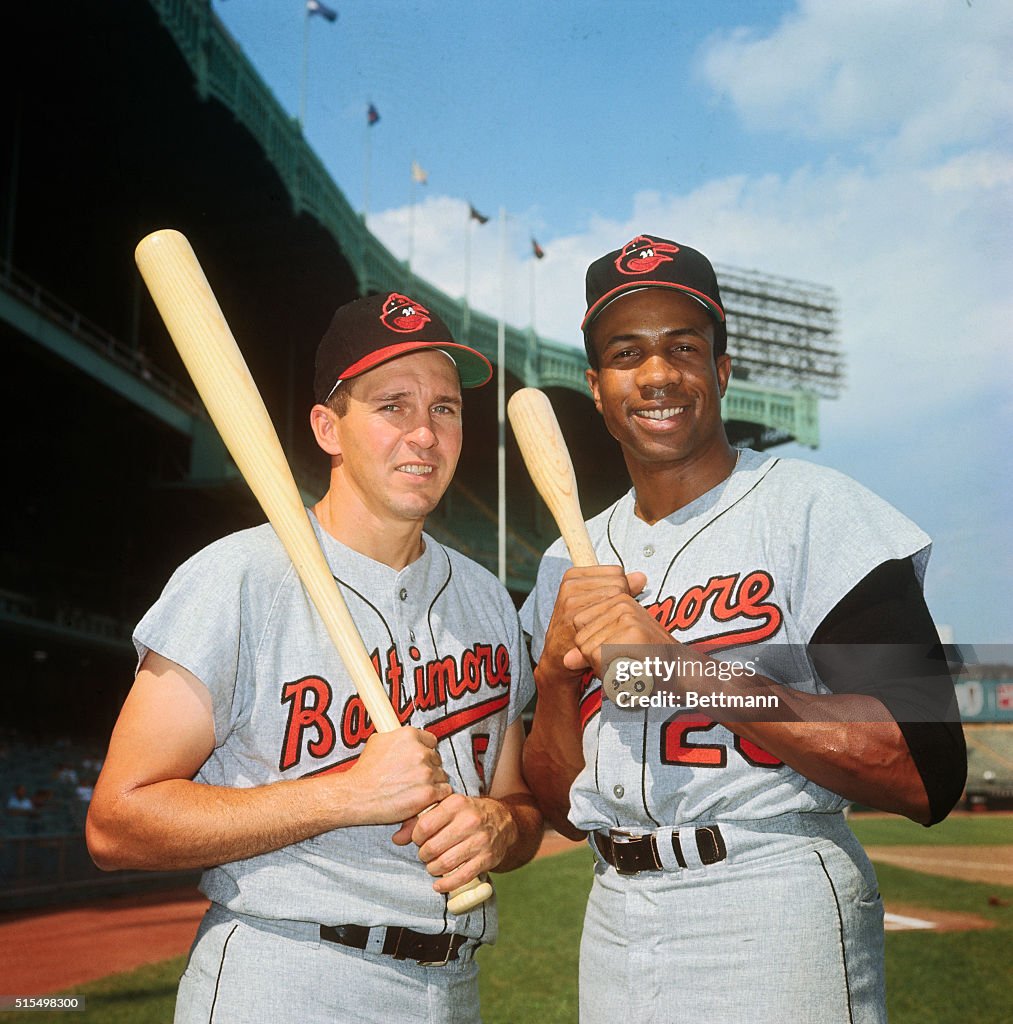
[2,0,849,907]
[954,661,1013,811]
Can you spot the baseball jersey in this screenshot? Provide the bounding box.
[134,512,533,942]
[520,449,931,832]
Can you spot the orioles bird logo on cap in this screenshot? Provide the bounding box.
[380,293,431,333]
[615,235,680,275]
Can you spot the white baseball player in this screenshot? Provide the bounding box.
[520,235,966,1024]
[88,293,542,1024]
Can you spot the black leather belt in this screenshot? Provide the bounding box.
[593,826,727,875]
[319,924,470,966]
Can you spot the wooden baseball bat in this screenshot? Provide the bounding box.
[509,388,659,702]
[134,228,491,915]
[507,388,598,567]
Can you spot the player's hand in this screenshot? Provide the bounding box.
[343,728,451,826]
[392,794,516,893]
[542,566,647,682]
[562,584,674,678]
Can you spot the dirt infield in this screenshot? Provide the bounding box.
[865,844,1013,885]
[0,887,208,994]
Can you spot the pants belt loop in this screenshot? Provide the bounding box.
[589,831,609,868]
[677,826,706,870]
[365,927,387,956]
[673,825,727,869]
[653,827,683,872]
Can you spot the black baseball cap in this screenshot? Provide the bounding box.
[582,234,725,357]
[314,291,493,403]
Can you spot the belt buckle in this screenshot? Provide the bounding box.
[610,830,646,876]
[416,933,457,967]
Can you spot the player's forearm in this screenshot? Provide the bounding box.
[87,772,409,871]
[488,791,544,872]
[87,777,326,870]
[521,665,588,840]
[720,680,932,823]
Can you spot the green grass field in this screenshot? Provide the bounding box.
[7,815,1011,1023]
[848,812,1012,848]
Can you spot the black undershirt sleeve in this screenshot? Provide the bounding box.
[808,558,967,825]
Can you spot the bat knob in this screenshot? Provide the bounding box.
[447,878,494,915]
[601,656,655,703]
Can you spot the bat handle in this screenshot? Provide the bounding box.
[447,876,495,915]
[415,801,494,914]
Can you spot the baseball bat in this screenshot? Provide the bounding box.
[508,389,650,701]
[134,228,492,915]
[507,388,598,567]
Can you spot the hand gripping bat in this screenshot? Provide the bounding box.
[507,387,651,701]
[134,229,492,914]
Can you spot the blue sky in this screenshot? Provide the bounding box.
[214,0,1012,645]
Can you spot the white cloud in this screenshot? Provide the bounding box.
[698,0,1013,161]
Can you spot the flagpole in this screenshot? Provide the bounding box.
[497,206,507,587]
[529,247,537,332]
[362,118,372,221]
[300,6,310,128]
[463,211,472,341]
[408,170,416,289]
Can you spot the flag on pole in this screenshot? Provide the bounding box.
[367,103,380,125]
[531,237,545,260]
[307,0,338,22]
[411,160,428,185]
[469,204,490,225]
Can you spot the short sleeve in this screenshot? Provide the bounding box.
[784,466,932,642]
[133,534,269,745]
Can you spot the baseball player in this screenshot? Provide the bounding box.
[87,292,542,1024]
[520,235,966,1024]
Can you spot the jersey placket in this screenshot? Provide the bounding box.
[391,560,431,731]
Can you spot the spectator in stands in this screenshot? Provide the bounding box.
[6,784,36,816]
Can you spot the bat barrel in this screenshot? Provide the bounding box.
[508,388,598,567]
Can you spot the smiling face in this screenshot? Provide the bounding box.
[585,289,733,481]
[316,350,463,528]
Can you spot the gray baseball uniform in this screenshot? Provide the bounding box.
[521,448,931,1024]
[135,512,532,1024]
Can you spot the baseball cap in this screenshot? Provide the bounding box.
[581,234,726,349]
[314,291,493,403]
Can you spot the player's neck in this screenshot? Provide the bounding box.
[313,489,426,570]
[627,443,738,524]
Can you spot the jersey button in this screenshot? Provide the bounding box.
[399,588,408,601]
[643,545,654,558]
[613,785,625,799]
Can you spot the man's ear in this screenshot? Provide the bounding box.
[310,404,343,457]
[716,354,732,398]
[585,367,603,415]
